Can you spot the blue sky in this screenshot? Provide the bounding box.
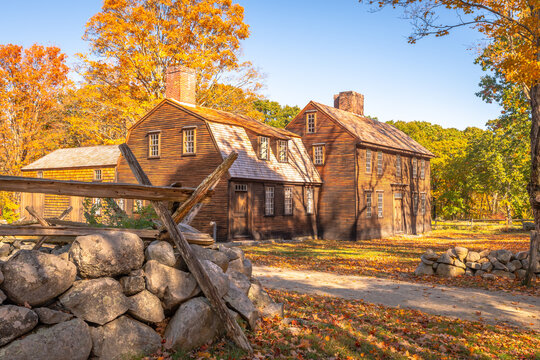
[0,0,501,129]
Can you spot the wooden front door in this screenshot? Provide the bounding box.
[232,184,249,238]
[393,192,404,234]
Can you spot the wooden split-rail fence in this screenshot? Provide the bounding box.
[0,145,253,353]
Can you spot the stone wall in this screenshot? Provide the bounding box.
[0,232,282,359]
[415,245,540,280]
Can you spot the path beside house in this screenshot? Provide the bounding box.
[253,265,540,331]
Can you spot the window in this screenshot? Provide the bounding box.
[377,151,383,175]
[396,155,402,177]
[413,192,419,215]
[366,149,372,173]
[116,199,125,211]
[377,192,383,218]
[148,132,161,158]
[313,144,325,165]
[306,112,316,133]
[278,140,288,162]
[134,199,143,212]
[365,191,372,218]
[37,171,43,178]
[93,198,102,216]
[284,186,293,215]
[94,169,102,181]
[306,187,314,214]
[259,136,269,160]
[265,187,274,216]
[421,193,427,215]
[234,184,248,192]
[420,159,425,179]
[412,158,418,178]
[183,127,196,154]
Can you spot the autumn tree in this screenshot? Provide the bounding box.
[363,0,540,284]
[0,44,70,220]
[254,100,301,128]
[73,0,261,142]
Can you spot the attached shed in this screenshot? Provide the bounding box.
[20,145,120,221]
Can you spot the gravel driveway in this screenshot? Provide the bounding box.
[253,265,540,331]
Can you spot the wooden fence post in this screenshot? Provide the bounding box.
[118,144,251,353]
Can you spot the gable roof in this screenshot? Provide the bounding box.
[207,122,321,184]
[310,102,435,157]
[22,145,120,171]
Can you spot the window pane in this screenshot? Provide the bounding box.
[314,145,324,165]
[149,133,160,157]
[377,151,383,175]
[306,187,314,214]
[366,149,371,173]
[279,141,288,162]
[377,192,383,218]
[396,155,401,177]
[265,187,274,215]
[307,113,315,133]
[260,137,269,160]
[284,186,293,215]
[366,192,372,218]
[184,129,195,154]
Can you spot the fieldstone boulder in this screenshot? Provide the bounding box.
[228,270,252,295]
[437,252,453,265]
[492,260,508,271]
[492,270,516,279]
[481,261,493,272]
[164,297,223,352]
[436,263,465,277]
[202,260,229,298]
[521,258,529,269]
[475,270,486,277]
[478,249,490,258]
[51,244,70,256]
[0,243,10,257]
[0,290,6,304]
[225,283,259,329]
[466,251,480,263]
[0,305,38,346]
[227,258,253,278]
[453,247,468,261]
[0,269,3,285]
[515,251,529,261]
[482,273,496,280]
[422,249,439,261]
[145,240,176,267]
[454,259,466,269]
[478,257,490,264]
[69,232,144,278]
[59,277,129,325]
[509,259,522,270]
[191,244,229,272]
[515,269,527,280]
[248,283,284,318]
[90,316,161,360]
[506,261,517,273]
[415,262,434,275]
[119,270,146,296]
[0,250,76,306]
[34,307,73,325]
[144,260,200,310]
[218,244,239,261]
[466,262,481,270]
[0,318,91,360]
[128,290,165,324]
[496,249,513,264]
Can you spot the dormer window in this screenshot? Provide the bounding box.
[306,112,316,134]
[259,136,269,160]
[94,169,102,181]
[278,140,288,162]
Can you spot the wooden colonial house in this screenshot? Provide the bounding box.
[286,91,434,240]
[116,66,322,241]
[20,145,120,221]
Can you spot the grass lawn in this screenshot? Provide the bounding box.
[242,228,539,296]
[153,289,540,360]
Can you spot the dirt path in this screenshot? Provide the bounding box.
[253,265,540,331]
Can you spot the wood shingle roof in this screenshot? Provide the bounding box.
[311,102,435,157]
[22,145,121,171]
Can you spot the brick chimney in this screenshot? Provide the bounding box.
[165,65,196,105]
[333,91,364,116]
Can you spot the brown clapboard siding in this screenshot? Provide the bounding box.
[117,101,230,240]
[286,103,357,240]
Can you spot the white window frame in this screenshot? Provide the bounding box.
[306,187,314,214]
[265,187,274,216]
[377,151,383,175]
[93,198,102,216]
[313,144,324,165]
[259,136,269,160]
[366,149,372,173]
[116,198,125,211]
[306,113,316,134]
[183,127,196,155]
[377,191,383,218]
[134,199,143,212]
[413,192,419,215]
[94,169,102,181]
[412,158,418,179]
[421,193,427,215]
[284,186,293,215]
[365,191,372,218]
[396,155,401,177]
[278,140,288,163]
[148,132,161,158]
[37,171,43,178]
[420,159,425,180]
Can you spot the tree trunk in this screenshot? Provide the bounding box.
[525,83,540,285]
